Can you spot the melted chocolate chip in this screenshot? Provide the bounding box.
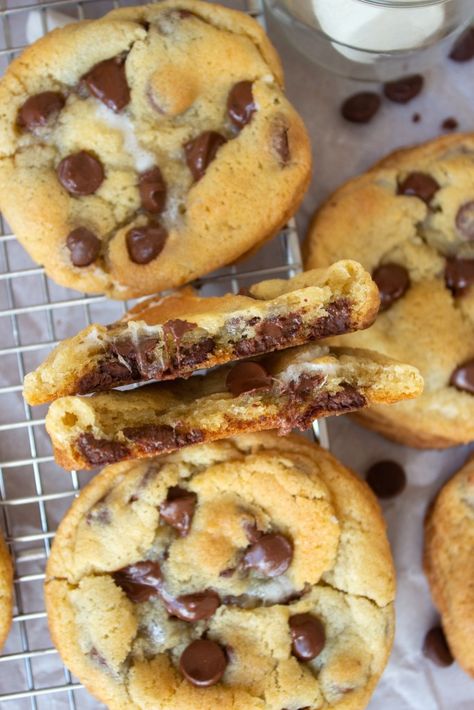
[272,121,290,165]
[77,433,130,466]
[225,361,273,397]
[123,424,203,454]
[287,383,366,433]
[160,487,197,536]
[163,319,196,339]
[138,167,167,213]
[423,626,454,667]
[179,639,227,687]
[341,92,381,124]
[126,224,167,264]
[449,26,474,62]
[441,117,458,132]
[450,359,474,394]
[113,560,163,603]
[456,201,474,240]
[397,172,440,204]
[383,74,423,103]
[243,520,263,544]
[17,91,65,131]
[165,590,221,622]
[66,227,101,267]
[57,151,104,196]
[445,258,474,296]
[241,533,293,578]
[227,81,256,129]
[86,500,111,526]
[184,131,227,181]
[289,613,326,661]
[82,56,130,112]
[365,460,407,499]
[372,263,410,310]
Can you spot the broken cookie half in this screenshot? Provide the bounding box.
[24,260,379,405]
[45,344,423,471]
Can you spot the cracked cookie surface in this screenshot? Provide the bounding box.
[0,530,13,651]
[0,0,311,298]
[424,455,474,677]
[305,133,474,448]
[45,432,395,709]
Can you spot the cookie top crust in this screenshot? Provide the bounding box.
[0,1,311,298]
[45,432,395,710]
[424,455,474,677]
[0,531,13,651]
[305,133,474,448]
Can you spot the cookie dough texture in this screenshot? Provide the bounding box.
[0,1,311,298]
[424,456,474,677]
[24,260,380,405]
[0,530,13,651]
[305,133,474,448]
[45,432,396,710]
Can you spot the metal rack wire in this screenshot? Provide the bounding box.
[0,0,327,705]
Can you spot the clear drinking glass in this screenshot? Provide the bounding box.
[263,0,474,81]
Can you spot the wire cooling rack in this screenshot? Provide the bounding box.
[0,0,327,706]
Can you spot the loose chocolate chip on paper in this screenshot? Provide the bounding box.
[372,263,410,311]
[113,560,163,603]
[66,227,101,267]
[159,486,197,536]
[126,223,168,264]
[241,533,293,578]
[365,460,407,499]
[450,359,474,394]
[225,361,273,397]
[456,201,474,240]
[227,81,256,129]
[441,117,458,132]
[341,92,381,124]
[449,26,474,62]
[184,131,227,181]
[180,639,228,687]
[139,167,167,213]
[289,613,326,661]
[412,113,421,123]
[82,56,130,112]
[445,258,474,296]
[384,74,424,103]
[17,91,65,131]
[423,626,454,667]
[397,172,440,204]
[57,151,104,196]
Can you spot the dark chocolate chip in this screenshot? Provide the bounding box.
[138,167,167,213]
[113,560,163,603]
[289,613,326,661]
[441,117,458,131]
[165,590,221,622]
[160,486,197,536]
[341,92,381,124]
[241,533,293,578]
[179,639,227,687]
[372,263,410,310]
[423,626,454,667]
[225,361,273,397]
[57,151,104,196]
[412,113,421,123]
[126,223,167,264]
[365,460,407,499]
[450,359,474,394]
[449,26,474,62]
[76,433,130,465]
[383,74,423,103]
[455,201,474,240]
[243,520,263,544]
[66,227,101,266]
[82,56,130,112]
[272,121,290,165]
[184,131,227,181]
[163,319,195,339]
[445,258,474,296]
[17,91,65,131]
[258,320,284,340]
[397,172,440,204]
[86,500,111,526]
[227,81,256,130]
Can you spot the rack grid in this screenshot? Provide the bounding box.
[0,0,327,706]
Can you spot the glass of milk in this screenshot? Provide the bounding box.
[264,0,473,81]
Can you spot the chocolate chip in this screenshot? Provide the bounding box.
[289,613,326,661]
[227,81,256,129]
[241,533,293,578]
[272,121,290,165]
[82,56,130,112]
[243,520,263,544]
[397,172,440,204]
[383,74,423,103]
[57,151,104,196]
[184,131,227,181]
[113,560,163,603]
[86,500,111,526]
[372,263,410,310]
[445,258,474,296]
[412,113,421,123]
[449,26,474,62]
[138,167,167,213]
[163,319,195,339]
[258,320,284,340]
[341,92,381,124]
[77,433,130,466]
[179,639,227,687]
[17,91,65,131]
[126,223,167,264]
[66,227,101,267]
[365,460,407,499]
[165,590,221,622]
[455,202,474,240]
[160,487,197,536]
[450,359,474,394]
[441,117,458,132]
[225,361,273,397]
[423,626,454,667]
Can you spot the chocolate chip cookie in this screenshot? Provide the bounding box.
[45,432,395,709]
[24,260,379,405]
[45,343,423,470]
[0,1,311,298]
[0,531,13,651]
[424,455,474,677]
[305,133,474,448]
